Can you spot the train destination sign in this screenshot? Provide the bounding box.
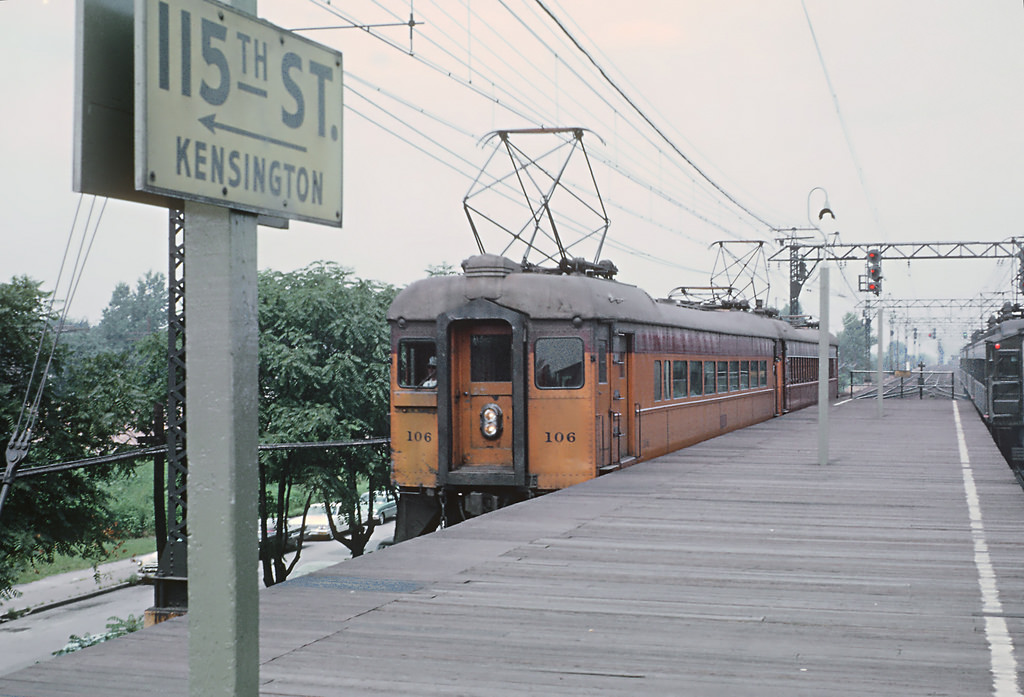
[135,0,343,225]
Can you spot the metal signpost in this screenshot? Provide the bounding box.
[126,2,344,694]
[877,308,885,417]
[818,265,829,465]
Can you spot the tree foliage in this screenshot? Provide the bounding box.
[836,312,876,389]
[1,263,397,594]
[0,279,119,593]
[0,272,172,595]
[257,263,395,586]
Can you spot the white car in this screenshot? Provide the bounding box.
[287,502,345,541]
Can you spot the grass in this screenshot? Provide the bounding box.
[13,463,371,585]
[14,537,156,585]
[13,463,158,586]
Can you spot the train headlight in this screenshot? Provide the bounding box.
[479,403,503,440]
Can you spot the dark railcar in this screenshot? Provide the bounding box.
[959,318,1024,470]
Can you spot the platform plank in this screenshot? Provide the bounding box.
[1,398,1022,696]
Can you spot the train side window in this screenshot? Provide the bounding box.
[690,361,703,396]
[535,337,584,389]
[740,361,750,389]
[760,360,768,386]
[673,361,687,398]
[398,339,437,388]
[598,340,608,384]
[654,360,663,401]
[717,361,728,393]
[729,361,739,391]
[750,361,758,388]
[471,334,512,382]
[704,361,716,394]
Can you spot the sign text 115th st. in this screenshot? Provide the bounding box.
[136,0,343,226]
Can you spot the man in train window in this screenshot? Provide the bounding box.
[419,355,437,388]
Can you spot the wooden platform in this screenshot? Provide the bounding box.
[2,397,1023,696]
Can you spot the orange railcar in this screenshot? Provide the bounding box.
[389,255,838,540]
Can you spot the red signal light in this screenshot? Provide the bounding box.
[995,343,1002,350]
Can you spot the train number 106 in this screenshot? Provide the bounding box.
[544,431,576,443]
[406,431,432,442]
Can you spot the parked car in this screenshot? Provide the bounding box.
[359,491,398,525]
[258,519,300,557]
[287,502,345,541]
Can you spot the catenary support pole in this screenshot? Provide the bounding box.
[185,201,260,697]
[877,307,885,417]
[818,265,829,465]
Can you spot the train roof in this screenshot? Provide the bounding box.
[966,318,1024,347]
[388,255,836,346]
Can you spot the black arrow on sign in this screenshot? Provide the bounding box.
[198,114,308,153]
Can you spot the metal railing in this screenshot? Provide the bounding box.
[847,369,956,400]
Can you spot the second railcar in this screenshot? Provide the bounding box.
[389,254,838,541]
[959,317,1024,468]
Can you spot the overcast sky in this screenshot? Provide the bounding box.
[2,0,1022,346]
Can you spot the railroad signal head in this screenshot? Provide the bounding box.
[865,249,882,295]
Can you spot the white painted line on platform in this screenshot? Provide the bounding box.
[954,401,1022,697]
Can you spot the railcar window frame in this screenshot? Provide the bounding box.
[471,333,513,383]
[760,360,768,386]
[729,361,739,391]
[717,361,728,393]
[673,360,687,399]
[397,338,437,389]
[704,361,716,394]
[654,360,663,401]
[534,337,585,390]
[740,360,749,389]
[689,361,703,396]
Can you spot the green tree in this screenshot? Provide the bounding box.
[426,262,458,277]
[62,271,166,357]
[257,263,395,586]
[0,277,131,594]
[96,271,166,354]
[836,312,875,389]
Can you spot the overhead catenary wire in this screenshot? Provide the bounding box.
[298,0,773,253]
[346,79,705,271]
[532,0,776,232]
[2,195,108,517]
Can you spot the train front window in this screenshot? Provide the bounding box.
[398,339,437,388]
[996,350,1020,379]
[535,337,584,389]
[471,334,512,382]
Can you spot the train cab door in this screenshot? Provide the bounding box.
[609,332,635,465]
[989,341,1022,422]
[450,322,515,470]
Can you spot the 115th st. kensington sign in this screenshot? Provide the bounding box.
[135,0,343,225]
